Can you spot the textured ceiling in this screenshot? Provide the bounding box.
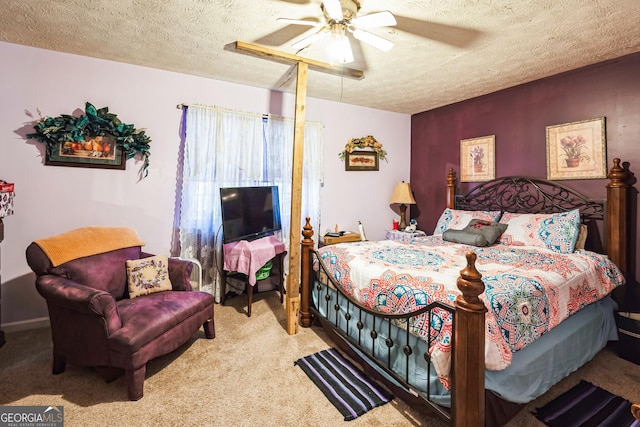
[1,0,639,114]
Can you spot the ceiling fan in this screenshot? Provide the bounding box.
[276,0,396,64]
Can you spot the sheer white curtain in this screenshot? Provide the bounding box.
[178,105,324,301]
[265,115,324,247]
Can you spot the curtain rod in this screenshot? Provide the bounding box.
[176,104,323,127]
[176,103,268,119]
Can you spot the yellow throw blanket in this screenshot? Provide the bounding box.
[35,226,146,267]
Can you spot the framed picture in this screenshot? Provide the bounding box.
[546,117,606,180]
[45,135,126,170]
[345,150,379,171]
[460,135,495,182]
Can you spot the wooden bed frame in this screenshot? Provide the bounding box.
[298,158,631,427]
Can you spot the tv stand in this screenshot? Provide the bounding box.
[245,231,275,242]
[221,235,286,317]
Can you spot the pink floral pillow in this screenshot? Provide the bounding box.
[498,209,581,253]
[433,209,502,236]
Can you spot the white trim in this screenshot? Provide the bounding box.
[2,317,50,333]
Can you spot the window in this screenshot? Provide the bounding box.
[176,105,324,301]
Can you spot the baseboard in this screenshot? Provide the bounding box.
[2,317,50,333]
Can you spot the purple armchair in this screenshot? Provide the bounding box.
[25,227,215,400]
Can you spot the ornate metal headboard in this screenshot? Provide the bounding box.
[454,176,605,221]
[445,158,631,278]
[453,176,607,253]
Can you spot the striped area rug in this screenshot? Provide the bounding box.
[294,348,393,421]
[533,380,638,427]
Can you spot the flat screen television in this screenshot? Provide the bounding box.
[219,185,282,244]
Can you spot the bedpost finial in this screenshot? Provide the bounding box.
[607,158,628,187]
[302,216,314,240]
[456,252,487,312]
[447,168,456,186]
[632,403,640,422]
[446,168,457,209]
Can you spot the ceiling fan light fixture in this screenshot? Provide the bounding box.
[331,37,354,64]
[279,0,395,62]
[329,24,354,64]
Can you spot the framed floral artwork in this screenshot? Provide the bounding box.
[345,150,379,171]
[546,117,606,180]
[460,135,495,182]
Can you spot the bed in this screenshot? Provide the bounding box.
[298,158,632,426]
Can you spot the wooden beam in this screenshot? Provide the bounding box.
[225,41,364,80]
[285,62,308,335]
[228,40,336,335]
[273,64,298,89]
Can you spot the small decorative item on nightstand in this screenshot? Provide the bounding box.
[386,229,426,243]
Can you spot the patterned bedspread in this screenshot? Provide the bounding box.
[315,236,624,388]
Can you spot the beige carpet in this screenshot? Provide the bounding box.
[1,291,639,426]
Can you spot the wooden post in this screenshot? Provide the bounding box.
[300,217,315,327]
[286,61,308,335]
[224,42,365,335]
[606,158,630,278]
[453,252,487,427]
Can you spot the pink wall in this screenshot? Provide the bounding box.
[0,41,410,329]
[411,52,640,292]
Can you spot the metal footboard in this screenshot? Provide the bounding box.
[311,250,455,422]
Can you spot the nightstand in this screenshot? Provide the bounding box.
[385,229,426,242]
[320,231,362,246]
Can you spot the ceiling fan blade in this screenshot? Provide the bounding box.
[394,15,482,48]
[352,11,396,29]
[291,29,329,50]
[322,0,343,21]
[352,29,394,51]
[276,17,321,27]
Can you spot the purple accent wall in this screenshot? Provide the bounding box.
[411,52,640,289]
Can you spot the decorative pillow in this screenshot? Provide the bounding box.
[433,209,502,236]
[498,209,581,253]
[574,224,588,250]
[126,255,173,299]
[442,219,508,247]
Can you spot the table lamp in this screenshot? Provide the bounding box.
[390,181,416,231]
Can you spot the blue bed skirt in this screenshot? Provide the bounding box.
[312,281,618,406]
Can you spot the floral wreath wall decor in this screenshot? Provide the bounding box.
[26,102,152,179]
[339,135,387,171]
